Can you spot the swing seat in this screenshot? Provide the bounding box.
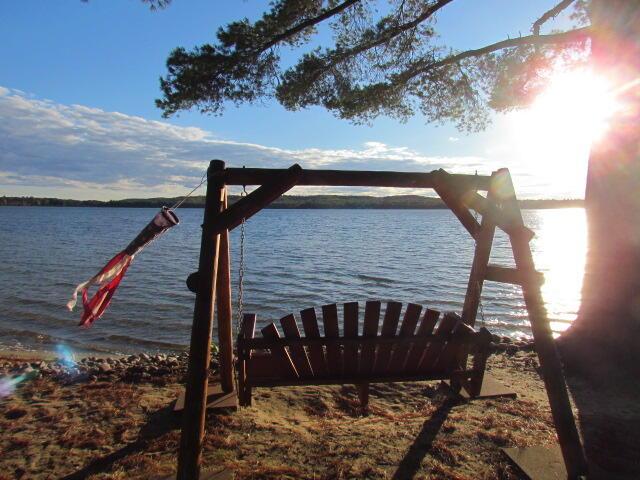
[236,301,492,408]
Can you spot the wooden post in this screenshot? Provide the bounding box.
[358,383,370,413]
[216,189,234,393]
[461,171,499,327]
[498,169,588,479]
[177,160,225,480]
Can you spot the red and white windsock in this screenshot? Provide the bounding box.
[67,207,179,327]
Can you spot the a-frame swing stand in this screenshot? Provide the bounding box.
[172,160,588,480]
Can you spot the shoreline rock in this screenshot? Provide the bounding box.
[0,335,536,387]
[1,351,221,385]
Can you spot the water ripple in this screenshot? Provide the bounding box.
[0,207,586,353]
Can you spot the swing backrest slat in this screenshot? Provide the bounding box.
[261,323,299,379]
[280,314,314,378]
[322,304,342,376]
[359,301,381,376]
[240,313,257,340]
[388,303,422,373]
[418,312,459,371]
[403,308,440,372]
[373,301,403,374]
[300,307,328,376]
[343,302,359,375]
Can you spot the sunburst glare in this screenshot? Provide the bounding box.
[507,69,621,198]
[533,208,587,335]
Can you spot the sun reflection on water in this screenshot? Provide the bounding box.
[531,208,587,335]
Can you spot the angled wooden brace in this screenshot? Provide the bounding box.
[186,163,303,294]
[209,163,303,235]
[432,170,481,238]
[434,169,534,242]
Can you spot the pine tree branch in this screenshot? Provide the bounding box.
[400,26,591,82]
[327,0,454,65]
[260,0,362,52]
[532,0,577,35]
[277,0,455,97]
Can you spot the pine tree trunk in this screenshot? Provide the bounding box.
[562,0,640,368]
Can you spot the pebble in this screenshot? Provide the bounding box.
[0,350,206,385]
[98,362,112,372]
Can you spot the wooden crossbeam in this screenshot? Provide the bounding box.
[224,167,492,190]
[239,333,485,349]
[484,265,544,286]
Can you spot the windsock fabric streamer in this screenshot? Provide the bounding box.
[67,208,179,327]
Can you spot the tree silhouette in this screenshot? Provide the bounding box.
[156,0,590,135]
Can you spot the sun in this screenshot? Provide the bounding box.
[506,69,620,198]
[528,70,620,143]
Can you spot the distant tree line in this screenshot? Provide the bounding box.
[0,195,584,209]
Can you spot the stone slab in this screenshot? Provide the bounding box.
[173,383,238,412]
[503,445,567,480]
[442,374,518,400]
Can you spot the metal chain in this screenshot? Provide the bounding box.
[235,185,247,334]
[477,280,486,327]
[473,171,487,328]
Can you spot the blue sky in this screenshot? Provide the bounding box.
[0,1,589,199]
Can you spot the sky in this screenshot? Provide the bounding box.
[0,0,591,200]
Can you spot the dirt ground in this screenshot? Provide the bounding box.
[1,351,638,480]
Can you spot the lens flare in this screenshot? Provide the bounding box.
[0,374,28,398]
[55,344,76,369]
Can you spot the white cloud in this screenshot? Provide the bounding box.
[0,87,503,199]
[2,86,591,200]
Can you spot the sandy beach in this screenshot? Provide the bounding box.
[2,346,638,480]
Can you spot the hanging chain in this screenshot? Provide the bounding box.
[235,185,247,334]
[473,171,487,328]
[477,280,486,327]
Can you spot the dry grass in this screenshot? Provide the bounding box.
[1,352,639,479]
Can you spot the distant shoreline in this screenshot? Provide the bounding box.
[1,195,584,210]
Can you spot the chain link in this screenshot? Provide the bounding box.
[473,171,486,328]
[477,280,486,327]
[235,185,247,334]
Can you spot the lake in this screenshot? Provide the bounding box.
[0,207,586,355]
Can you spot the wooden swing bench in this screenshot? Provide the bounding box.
[236,301,492,408]
[174,162,588,480]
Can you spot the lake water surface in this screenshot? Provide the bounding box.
[0,207,586,354]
